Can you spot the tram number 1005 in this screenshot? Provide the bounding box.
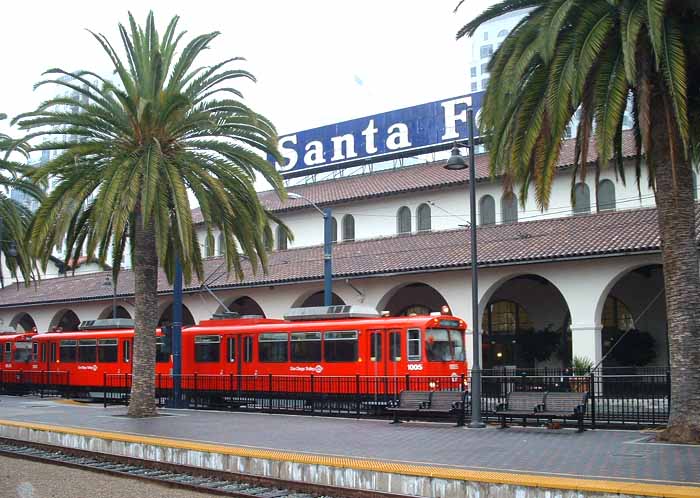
[407,364,424,371]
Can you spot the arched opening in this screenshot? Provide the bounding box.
[573,182,591,215]
[598,265,667,367]
[276,225,288,251]
[479,195,495,225]
[204,233,215,258]
[299,291,345,308]
[417,203,431,232]
[342,215,355,242]
[331,217,338,243]
[598,179,616,211]
[217,232,225,256]
[481,275,571,369]
[501,193,518,224]
[158,303,196,327]
[49,309,81,332]
[397,206,412,234]
[98,305,132,320]
[380,283,450,317]
[226,296,266,317]
[10,313,36,332]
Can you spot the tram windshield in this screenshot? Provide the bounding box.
[13,341,32,362]
[425,329,465,362]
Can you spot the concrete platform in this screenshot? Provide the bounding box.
[0,395,698,498]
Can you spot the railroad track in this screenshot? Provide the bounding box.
[0,439,402,498]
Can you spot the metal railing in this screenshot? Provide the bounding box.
[0,367,670,428]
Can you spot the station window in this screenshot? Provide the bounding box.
[370,332,382,361]
[194,335,221,362]
[291,332,321,362]
[4,343,11,363]
[59,340,78,363]
[259,333,288,362]
[407,329,421,361]
[390,332,401,361]
[156,337,170,363]
[227,336,236,363]
[98,339,118,363]
[77,339,97,362]
[324,331,358,362]
[244,336,253,362]
[480,44,493,58]
[123,340,130,363]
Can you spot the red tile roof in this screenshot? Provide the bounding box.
[0,205,662,308]
[191,131,637,222]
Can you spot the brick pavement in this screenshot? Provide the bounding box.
[0,395,698,487]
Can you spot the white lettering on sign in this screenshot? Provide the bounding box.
[77,364,99,372]
[386,123,411,150]
[441,96,473,140]
[278,135,298,172]
[331,134,358,161]
[304,141,324,166]
[362,119,378,154]
[289,365,324,374]
[407,363,424,371]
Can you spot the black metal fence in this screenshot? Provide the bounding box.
[0,367,670,428]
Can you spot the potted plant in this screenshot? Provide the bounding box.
[570,356,594,392]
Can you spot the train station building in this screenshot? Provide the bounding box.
[0,97,674,372]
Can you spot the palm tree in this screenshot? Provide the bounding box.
[457,1,699,442]
[0,114,42,288]
[14,12,289,417]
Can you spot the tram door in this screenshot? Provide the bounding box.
[367,329,402,395]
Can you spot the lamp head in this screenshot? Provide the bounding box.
[444,145,468,170]
[287,193,302,200]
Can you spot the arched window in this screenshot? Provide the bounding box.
[263,230,272,250]
[276,225,287,251]
[573,182,591,215]
[479,195,496,226]
[501,193,518,224]
[397,206,412,234]
[217,232,224,256]
[331,217,338,243]
[598,180,616,211]
[204,234,215,258]
[602,296,634,331]
[482,301,534,334]
[497,29,509,37]
[342,214,355,242]
[417,203,431,232]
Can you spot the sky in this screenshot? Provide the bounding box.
[0,1,496,136]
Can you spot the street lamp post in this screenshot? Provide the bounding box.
[288,193,333,306]
[444,108,485,428]
[171,255,183,407]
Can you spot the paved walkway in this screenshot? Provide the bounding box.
[0,395,698,489]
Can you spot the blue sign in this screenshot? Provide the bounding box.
[274,92,484,178]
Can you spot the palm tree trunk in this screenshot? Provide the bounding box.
[651,92,700,444]
[127,205,159,417]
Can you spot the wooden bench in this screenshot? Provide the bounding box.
[537,392,589,432]
[495,391,545,428]
[419,390,468,426]
[388,390,431,423]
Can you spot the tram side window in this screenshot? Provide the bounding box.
[98,339,118,362]
[41,343,47,363]
[123,340,131,363]
[156,338,170,363]
[324,331,358,362]
[407,329,421,361]
[390,332,401,361]
[78,339,97,362]
[195,335,221,362]
[50,343,57,362]
[13,342,32,362]
[370,332,382,361]
[59,340,77,363]
[290,332,321,362]
[244,337,253,362]
[259,333,288,362]
[3,343,10,363]
[227,337,236,363]
[32,342,38,362]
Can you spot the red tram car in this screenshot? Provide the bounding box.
[2,306,469,394]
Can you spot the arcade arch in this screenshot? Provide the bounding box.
[223,296,266,317]
[98,305,132,319]
[296,291,345,308]
[9,312,36,332]
[480,274,571,369]
[49,309,81,332]
[158,303,196,327]
[378,282,450,316]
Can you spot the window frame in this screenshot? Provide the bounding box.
[397,206,412,234]
[194,334,221,363]
[342,214,355,242]
[479,195,496,226]
[290,332,322,363]
[227,336,236,363]
[416,203,431,232]
[407,328,422,362]
[323,330,359,362]
[98,338,118,363]
[258,332,289,363]
[78,339,97,363]
[59,339,78,363]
